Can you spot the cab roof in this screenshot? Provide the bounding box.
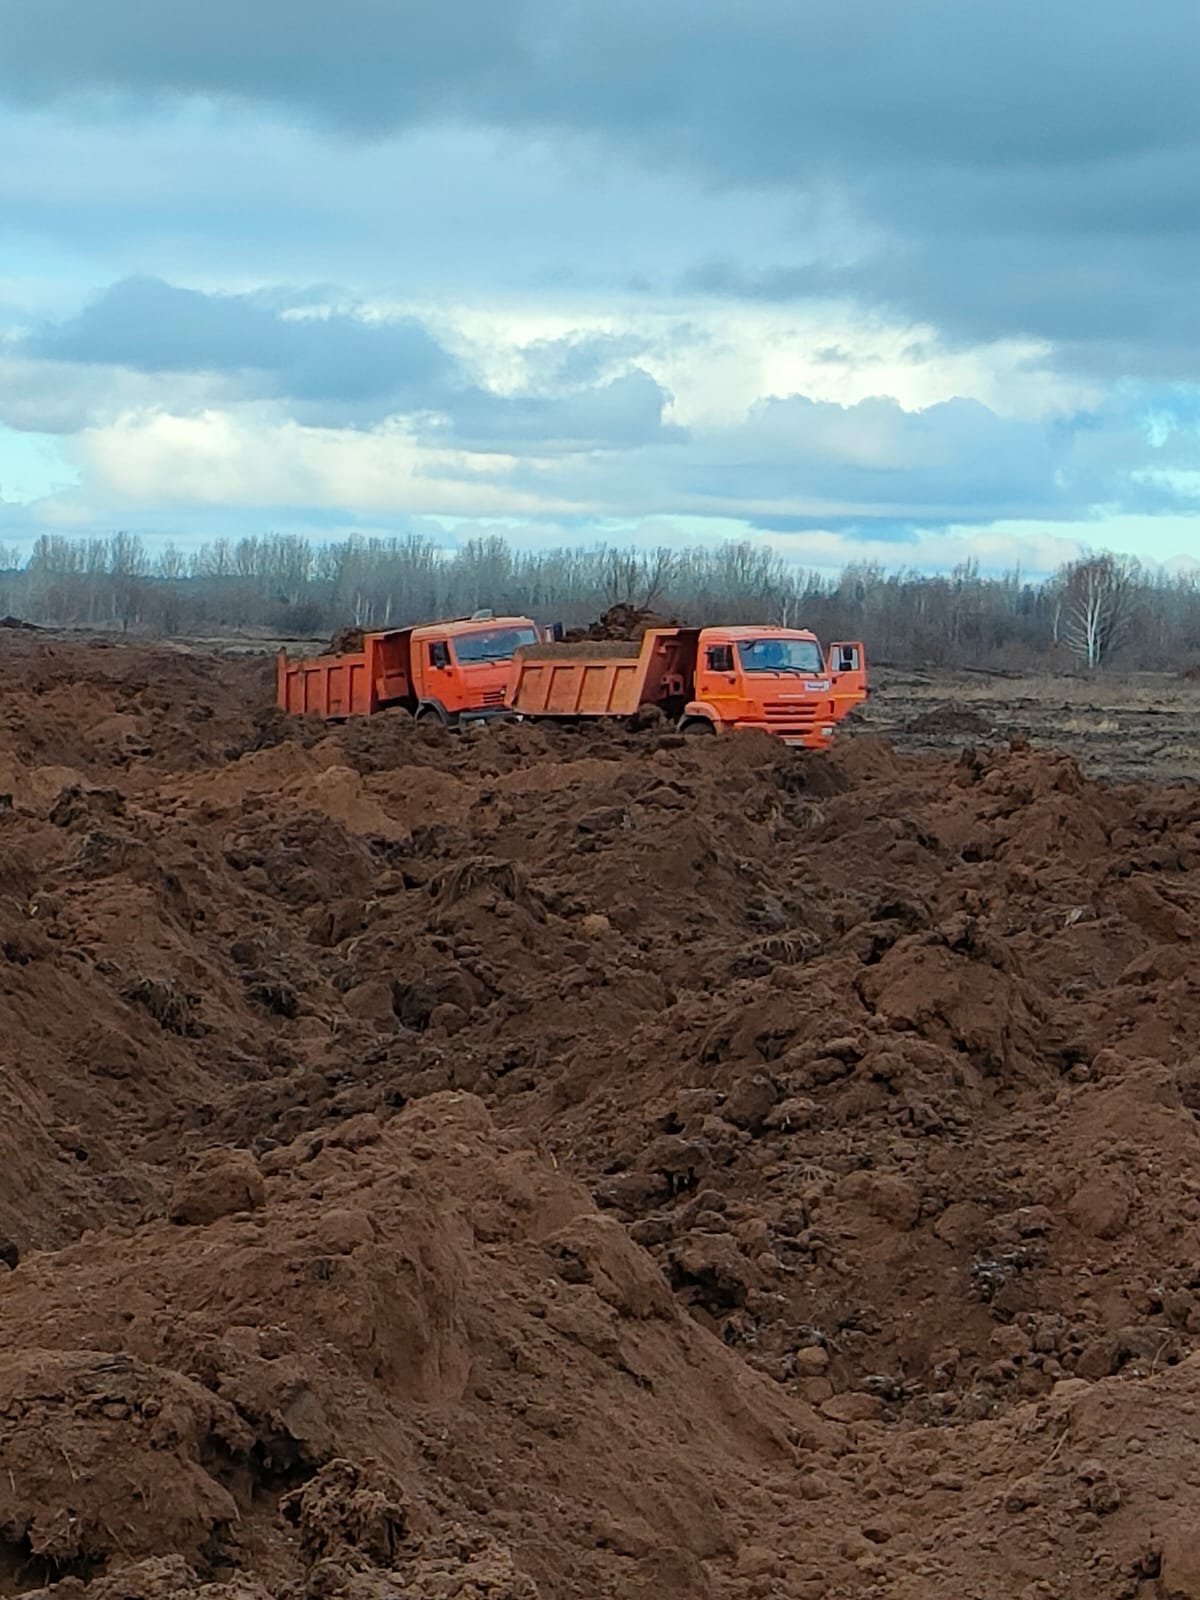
[412,615,536,639]
[365,616,537,643]
[699,624,819,642]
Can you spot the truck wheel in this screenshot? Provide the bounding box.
[679,717,716,736]
[415,705,446,726]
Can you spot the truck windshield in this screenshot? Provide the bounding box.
[453,626,539,663]
[737,638,824,675]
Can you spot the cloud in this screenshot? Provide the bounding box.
[4,0,1191,172]
[0,0,526,132]
[25,276,462,425]
[2,0,1197,375]
[431,370,683,455]
[44,379,1190,554]
[5,278,684,451]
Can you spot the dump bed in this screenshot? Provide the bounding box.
[277,630,414,718]
[507,629,699,717]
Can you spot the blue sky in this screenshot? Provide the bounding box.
[0,0,1197,575]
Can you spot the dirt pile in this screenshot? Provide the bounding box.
[325,628,365,656]
[563,604,679,643]
[4,631,1200,1595]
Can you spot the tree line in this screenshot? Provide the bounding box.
[0,531,1183,670]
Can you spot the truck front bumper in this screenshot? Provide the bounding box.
[733,720,836,750]
[458,706,517,725]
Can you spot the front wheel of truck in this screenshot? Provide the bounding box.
[679,717,716,736]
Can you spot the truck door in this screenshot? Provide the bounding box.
[420,638,455,716]
[695,640,741,724]
[827,640,867,722]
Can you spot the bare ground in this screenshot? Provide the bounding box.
[4,630,1200,1596]
[854,664,1200,785]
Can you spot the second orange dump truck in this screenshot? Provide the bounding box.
[506,625,866,749]
[277,612,540,726]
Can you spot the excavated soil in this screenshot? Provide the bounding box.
[4,632,1200,1598]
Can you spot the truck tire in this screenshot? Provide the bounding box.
[679,717,716,736]
[416,704,448,727]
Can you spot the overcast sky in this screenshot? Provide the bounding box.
[0,0,1197,574]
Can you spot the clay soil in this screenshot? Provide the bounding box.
[4,633,1200,1599]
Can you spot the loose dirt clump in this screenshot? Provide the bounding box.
[563,603,680,642]
[6,631,1200,1597]
[325,627,365,656]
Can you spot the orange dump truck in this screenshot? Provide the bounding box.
[506,625,866,748]
[277,612,540,725]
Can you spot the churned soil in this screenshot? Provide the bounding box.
[2,631,1200,1598]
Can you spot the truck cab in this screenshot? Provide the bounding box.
[685,626,867,748]
[408,614,540,724]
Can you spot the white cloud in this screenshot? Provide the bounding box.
[70,409,579,517]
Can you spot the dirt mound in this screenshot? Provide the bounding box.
[0,1093,827,1597]
[563,603,680,642]
[5,633,1200,1596]
[325,627,365,656]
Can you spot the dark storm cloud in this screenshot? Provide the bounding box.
[27,277,461,417]
[3,0,1192,171]
[3,0,1195,371]
[0,0,527,131]
[11,277,678,450]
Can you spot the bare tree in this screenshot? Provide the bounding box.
[108,532,149,633]
[1059,553,1136,669]
[638,546,678,610]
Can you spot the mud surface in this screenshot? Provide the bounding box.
[863,663,1200,785]
[3,632,1200,1598]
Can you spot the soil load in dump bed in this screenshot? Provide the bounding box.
[515,638,643,662]
[4,628,1200,1598]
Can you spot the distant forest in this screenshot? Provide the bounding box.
[0,530,1190,670]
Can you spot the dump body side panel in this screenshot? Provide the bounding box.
[506,630,698,717]
[277,649,372,716]
[276,630,414,719]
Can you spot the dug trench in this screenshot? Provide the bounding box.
[3,632,1200,1596]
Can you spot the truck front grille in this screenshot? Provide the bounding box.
[762,701,818,722]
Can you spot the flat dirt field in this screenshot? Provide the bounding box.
[5,630,1200,1600]
[864,663,1200,785]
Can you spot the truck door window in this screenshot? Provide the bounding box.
[706,645,734,672]
[428,641,451,669]
[837,645,860,672]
